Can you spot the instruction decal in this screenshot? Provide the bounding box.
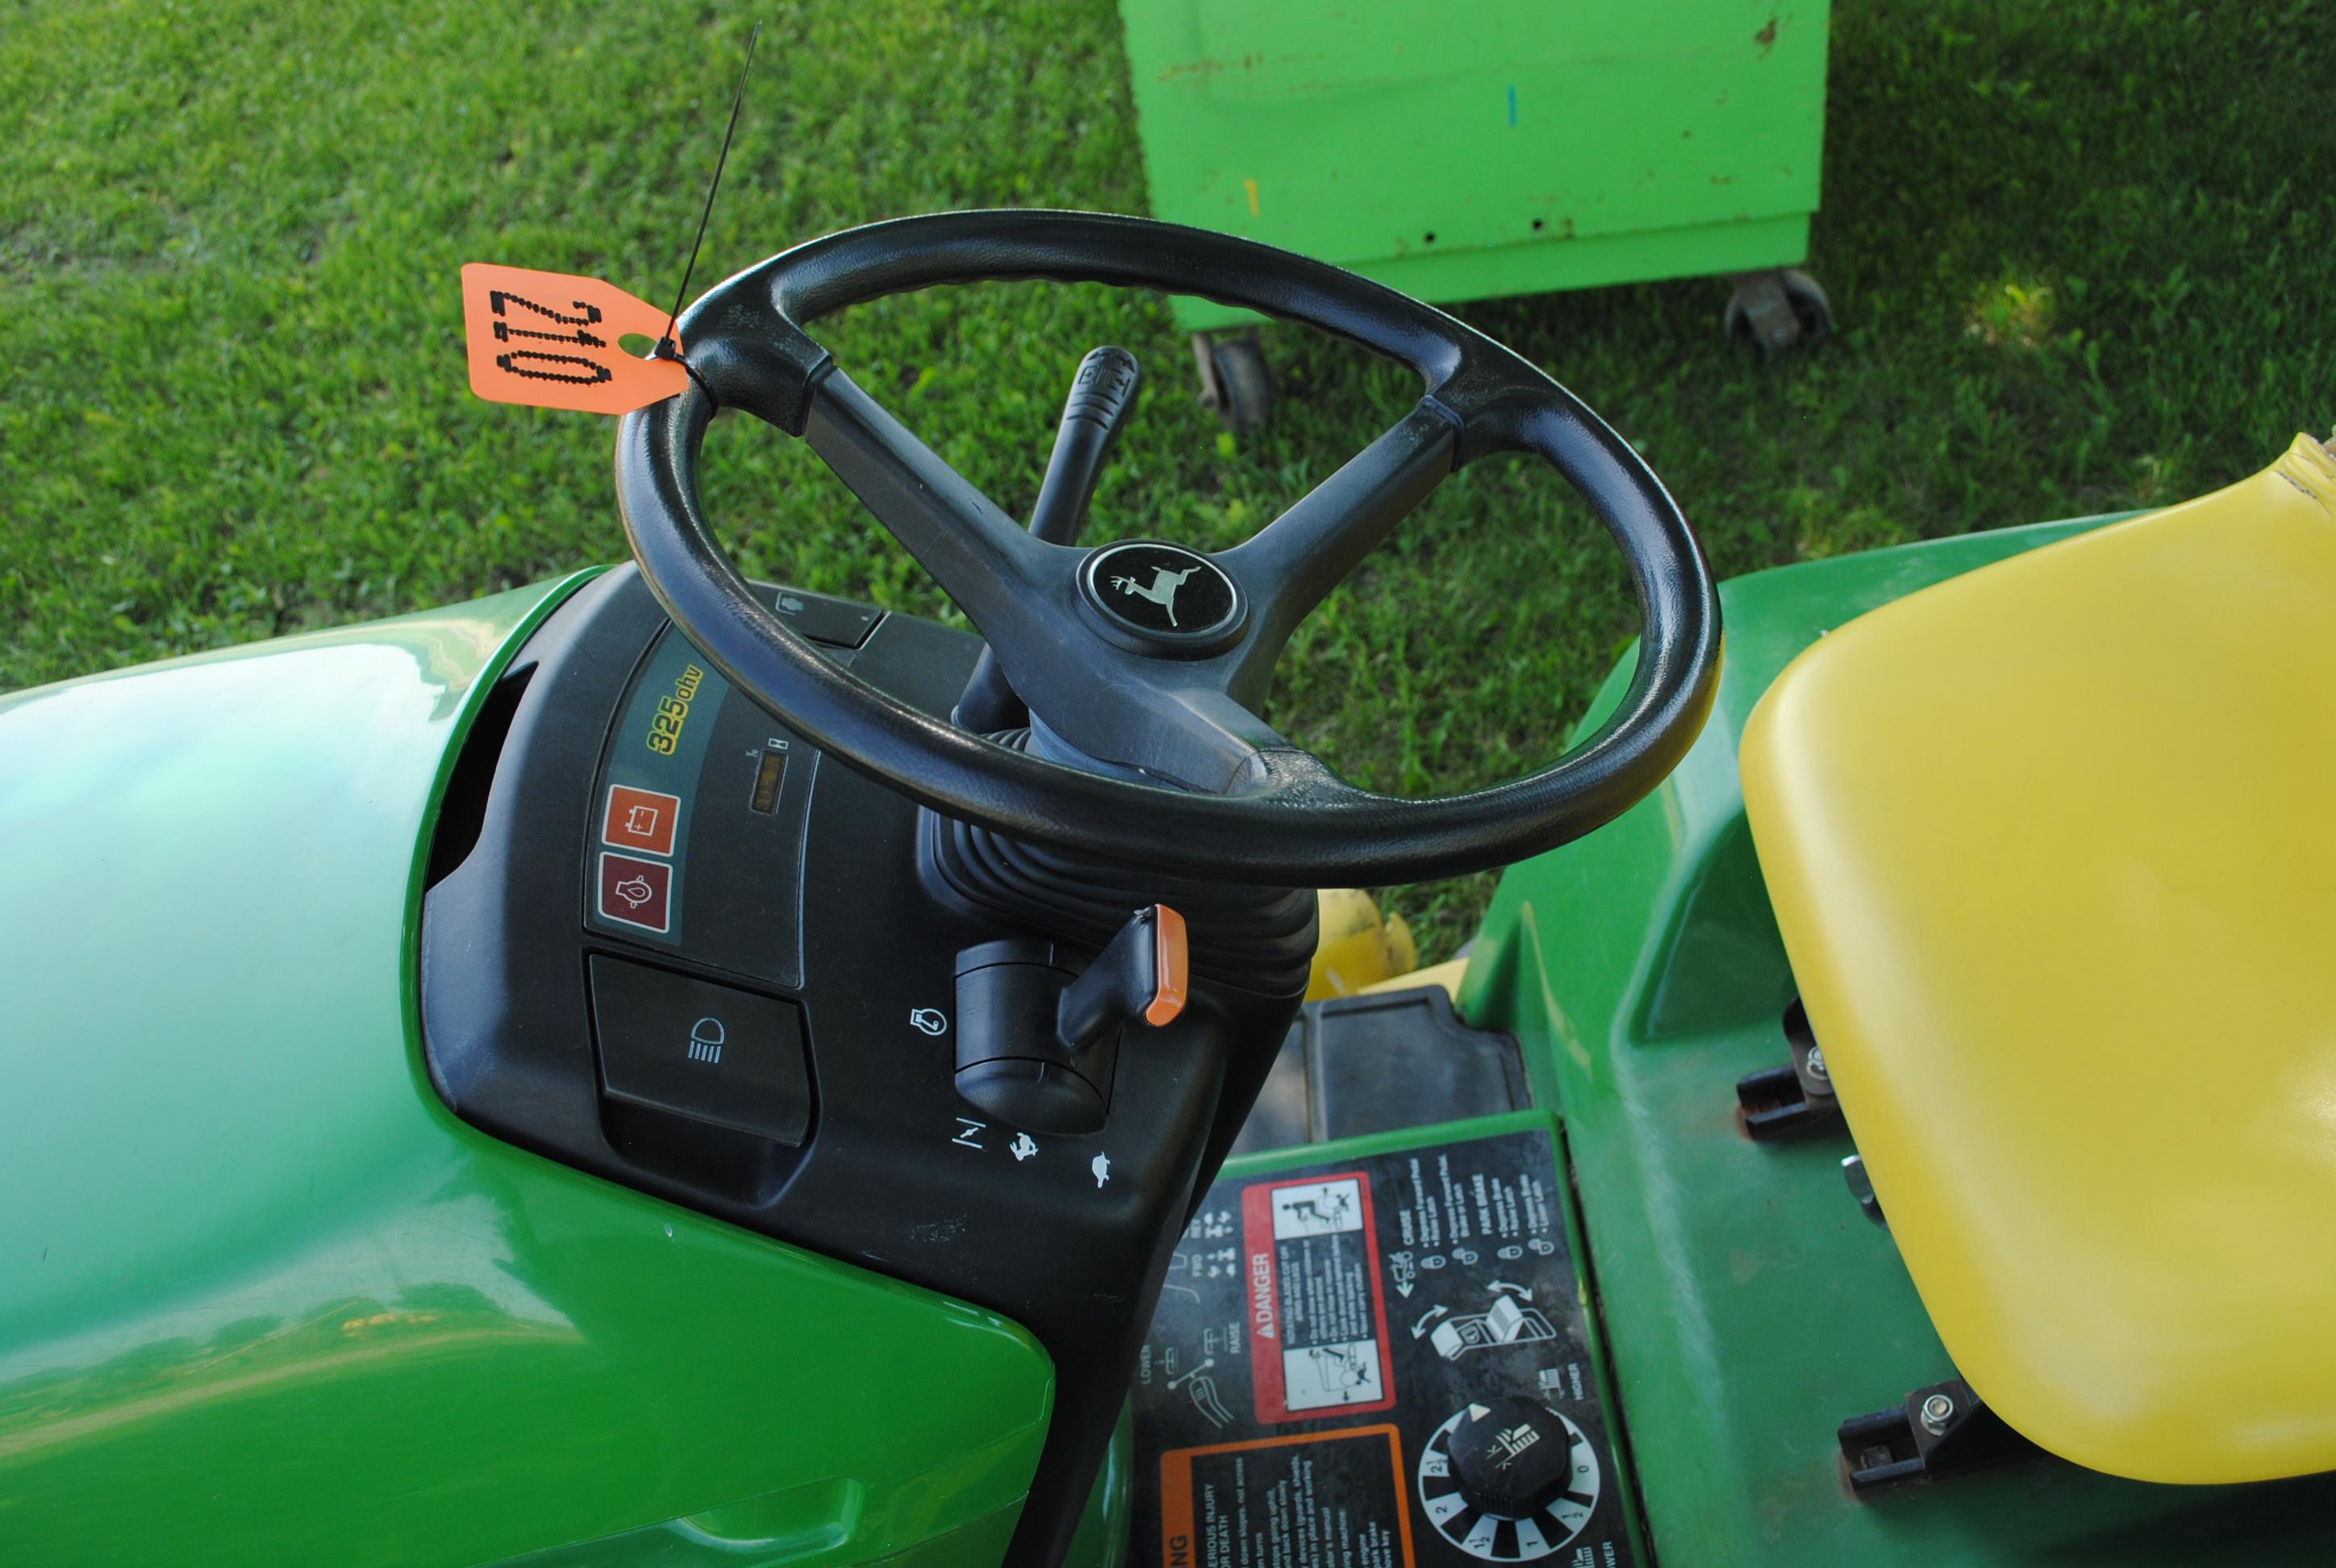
[1160,1426,1415,1568]
[1132,1127,1638,1567]
[460,262,690,415]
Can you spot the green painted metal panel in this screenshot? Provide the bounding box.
[1117,0,1829,329]
[0,581,1053,1565]
[1463,516,2336,1561]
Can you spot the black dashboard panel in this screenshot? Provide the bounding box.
[419,565,1303,1565]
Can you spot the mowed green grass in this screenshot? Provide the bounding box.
[3,1,2330,953]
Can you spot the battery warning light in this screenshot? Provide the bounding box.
[604,785,681,857]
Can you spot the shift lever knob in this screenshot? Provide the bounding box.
[1057,344,1141,439]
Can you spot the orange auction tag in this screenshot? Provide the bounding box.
[461,263,691,415]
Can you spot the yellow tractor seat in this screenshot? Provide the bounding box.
[1740,434,2336,1487]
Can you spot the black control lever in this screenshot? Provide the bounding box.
[952,903,1187,1135]
[953,346,1142,732]
[1057,903,1187,1053]
[1027,344,1142,543]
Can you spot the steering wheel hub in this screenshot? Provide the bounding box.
[1078,540,1244,650]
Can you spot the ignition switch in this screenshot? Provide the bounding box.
[952,904,1187,1135]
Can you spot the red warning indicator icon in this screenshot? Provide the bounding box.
[599,853,672,934]
[603,785,681,857]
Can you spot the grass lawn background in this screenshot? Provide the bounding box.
[4,0,2330,954]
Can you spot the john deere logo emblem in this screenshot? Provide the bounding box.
[1082,542,1239,643]
[1111,563,1199,625]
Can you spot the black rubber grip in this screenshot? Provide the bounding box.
[1062,344,1140,429]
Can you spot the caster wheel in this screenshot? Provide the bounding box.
[1194,333,1273,432]
[1725,268,1831,351]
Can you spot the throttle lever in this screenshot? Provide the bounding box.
[1057,903,1188,1053]
[954,346,1143,732]
[950,903,1187,1136]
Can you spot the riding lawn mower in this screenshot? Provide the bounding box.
[5,211,2332,1566]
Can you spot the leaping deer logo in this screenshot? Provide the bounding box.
[1110,564,1200,627]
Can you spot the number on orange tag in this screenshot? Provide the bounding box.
[460,263,690,415]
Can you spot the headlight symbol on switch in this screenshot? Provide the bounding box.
[687,1017,726,1065]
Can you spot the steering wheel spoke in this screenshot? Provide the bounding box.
[1220,402,1456,668]
[802,369,1079,663]
[1158,686,1293,794]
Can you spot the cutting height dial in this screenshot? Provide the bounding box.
[1417,1396,1601,1562]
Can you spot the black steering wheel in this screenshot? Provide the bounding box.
[615,210,1720,885]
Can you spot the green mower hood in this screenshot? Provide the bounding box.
[0,576,1054,1566]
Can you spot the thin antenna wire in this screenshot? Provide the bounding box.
[664,20,763,357]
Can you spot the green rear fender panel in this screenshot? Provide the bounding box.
[0,576,1055,1566]
[1464,515,2336,1563]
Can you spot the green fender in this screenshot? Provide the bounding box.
[0,577,1058,1566]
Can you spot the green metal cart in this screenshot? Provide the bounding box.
[1117,0,1834,423]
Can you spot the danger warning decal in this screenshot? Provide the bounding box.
[1243,1172,1396,1423]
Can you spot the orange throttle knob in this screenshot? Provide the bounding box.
[1057,904,1188,1053]
[1145,904,1188,1027]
